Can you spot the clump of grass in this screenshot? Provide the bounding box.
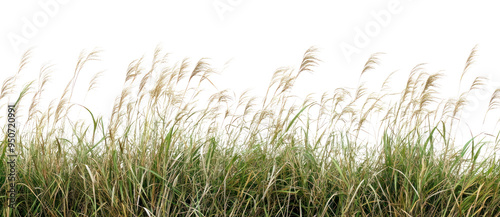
[1,46,500,216]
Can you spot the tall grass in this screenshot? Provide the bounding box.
[1,46,500,216]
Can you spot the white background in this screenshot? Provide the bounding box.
[1,1,500,139]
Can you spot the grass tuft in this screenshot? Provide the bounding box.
[1,46,500,216]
